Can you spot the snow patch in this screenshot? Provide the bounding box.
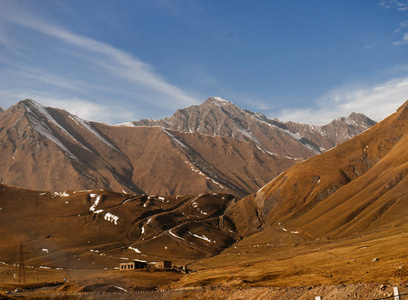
[104,212,119,225]
[128,246,141,253]
[162,128,189,151]
[12,149,17,160]
[188,231,216,243]
[89,194,102,212]
[52,191,69,197]
[169,230,184,240]
[23,101,83,160]
[212,96,228,103]
[114,286,127,292]
[256,145,275,156]
[42,248,49,253]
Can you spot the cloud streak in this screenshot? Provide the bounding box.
[0,4,199,114]
[0,88,136,124]
[275,76,408,124]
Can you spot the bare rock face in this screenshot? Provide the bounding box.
[126,97,376,159]
[0,98,375,197]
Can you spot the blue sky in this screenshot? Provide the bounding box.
[1,0,408,124]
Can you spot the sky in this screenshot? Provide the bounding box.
[1,0,408,124]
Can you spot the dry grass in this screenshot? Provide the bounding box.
[0,265,182,294]
[173,225,408,288]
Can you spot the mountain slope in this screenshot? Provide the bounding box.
[0,99,297,197]
[228,100,408,241]
[0,98,375,197]
[94,124,297,196]
[125,97,375,158]
[172,99,408,289]
[0,184,239,268]
[0,99,140,193]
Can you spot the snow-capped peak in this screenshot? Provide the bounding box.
[211,96,229,102]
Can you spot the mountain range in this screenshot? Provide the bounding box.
[0,97,374,197]
[2,98,408,295]
[169,99,408,290]
[125,97,375,157]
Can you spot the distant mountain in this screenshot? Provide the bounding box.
[0,98,375,197]
[0,99,293,197]
[0,107,3,112]
[228,100,408,240]
[124,97,375,159]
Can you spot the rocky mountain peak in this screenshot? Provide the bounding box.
[122,97,376,159]
[203,96,235,108]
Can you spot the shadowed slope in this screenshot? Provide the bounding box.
[229,100,408,241]
[171,100,408,289]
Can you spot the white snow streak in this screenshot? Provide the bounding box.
[128,246,141,253]
[89,194,102,212]
[114,286,127,292]
[70,114,118,151]
[169,229,184,240]
[52,191,69,197]
[188,231,216,243]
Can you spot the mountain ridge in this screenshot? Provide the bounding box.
[3,99,408,292]
[0,98,375,196]
[123,97,376,159]
[227,100,408,241]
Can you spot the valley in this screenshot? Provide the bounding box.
[2,97,408,299]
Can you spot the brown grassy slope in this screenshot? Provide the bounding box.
[166,100,408,290]
[228,100,408,240]
[173,224,408,289]
[0,184,238,270]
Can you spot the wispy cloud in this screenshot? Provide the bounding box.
[0,88,136,124]
[275,76,408,124]
[0,2,199,119]
[380,0,408,45]
[393,32,408,45]
[9,15,197,106]
[380,0,408,11]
